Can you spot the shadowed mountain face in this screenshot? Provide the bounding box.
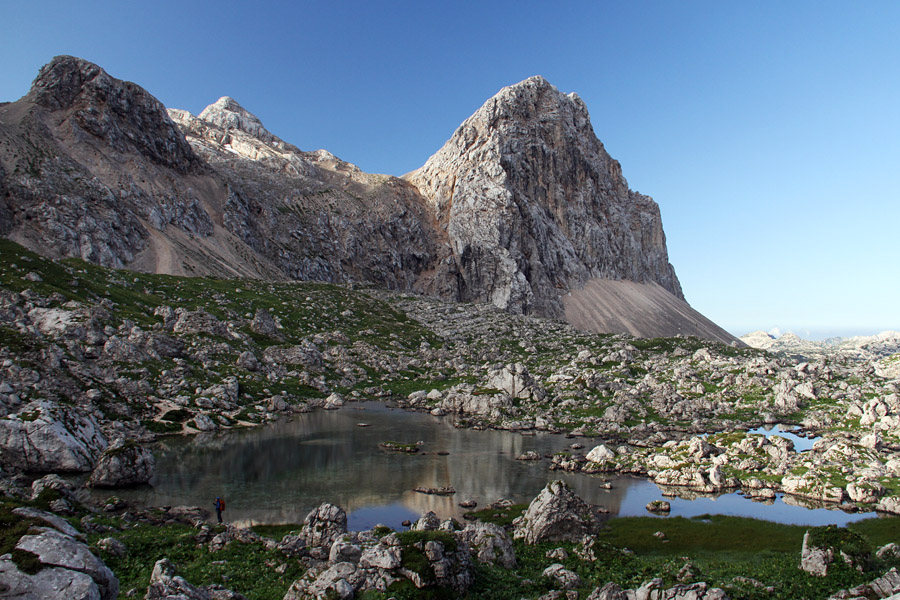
[0,57,737,343]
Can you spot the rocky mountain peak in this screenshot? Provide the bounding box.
[26,55,201,173]
[483,75,590,125]
[29,55,105,110]
[2,58,736,343]
[407,76,684,321]
[198,96,276,143]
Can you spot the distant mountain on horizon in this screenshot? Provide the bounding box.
[0,55,738,344]
[741,328,900,363]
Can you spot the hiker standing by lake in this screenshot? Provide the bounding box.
[214,496,225,523]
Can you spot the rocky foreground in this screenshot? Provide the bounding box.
[5,477,900,600]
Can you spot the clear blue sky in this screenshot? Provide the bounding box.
[2,1,898,339]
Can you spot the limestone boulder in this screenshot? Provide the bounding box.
[543,563,582,590]
[87,439,155,488]
[0,559,101,600]
[145,558,247,600]
[10,528,118,600]
[456,521,516,568]
[800,527,870,577]
[586,444,615,463]
[0,401,107,472]
[513,480,602,544]
[301,503,348,549]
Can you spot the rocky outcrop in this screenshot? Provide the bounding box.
[284,527,474,599]
[300,503,348,550]
[29,56,201,172]
[145,558,247,600]
[800,527,869,577]
[0,401,107,472]
[407,76,682,320]
[456,521,516,568]
[0,56,217,270]
[827,567,900,599]
[168,96,439,291]
[0,512,118,600]
[586,580,728,600]
[513,480,602,544]
[86,439,155,488]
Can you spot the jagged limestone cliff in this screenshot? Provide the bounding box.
[407,76,682,318]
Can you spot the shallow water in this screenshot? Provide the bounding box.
[747,423,820,452]
[87,403,879,530]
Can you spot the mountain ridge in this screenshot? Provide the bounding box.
[0,55,738,344]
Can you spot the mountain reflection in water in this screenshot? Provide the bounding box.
[88,403,879,530]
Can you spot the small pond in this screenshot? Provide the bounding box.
[86,403,878,531]
[747,423,819,452]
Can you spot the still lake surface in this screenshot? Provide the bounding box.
[94,402,884,530]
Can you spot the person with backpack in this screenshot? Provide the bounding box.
[215,496,225,523]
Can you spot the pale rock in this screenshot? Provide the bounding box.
[800,531,834,577]
[486,363,536,399]
[456,521,516,568]
[0,401,107,472]
[192,414,217,431]
[300,503,348,548]
[329,536,363,564]
[513,480,601,544]
[542,563,582,590]
[586,444,615,463]
[358,544,401,570]
[145,557,248,600]
[87,438,155,488]
[12,506,82,538]
[324,393,344,410]
[16,528,118,600]
[412,511,441,531]
[0,559,101,600]
[406,75,684,324]
[692,348,713,363]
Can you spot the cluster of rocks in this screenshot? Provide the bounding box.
[742,330,900,364]
[0,506,118,600]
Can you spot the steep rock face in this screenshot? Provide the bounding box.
[408,76,682,318]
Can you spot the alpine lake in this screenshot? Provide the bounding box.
[84,402,887,531]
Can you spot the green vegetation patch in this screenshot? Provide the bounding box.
[597,515,807,556]
[464,503,527,527]
[249,523,301,540]
[379,441,420,453]
[91,521,304,600]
